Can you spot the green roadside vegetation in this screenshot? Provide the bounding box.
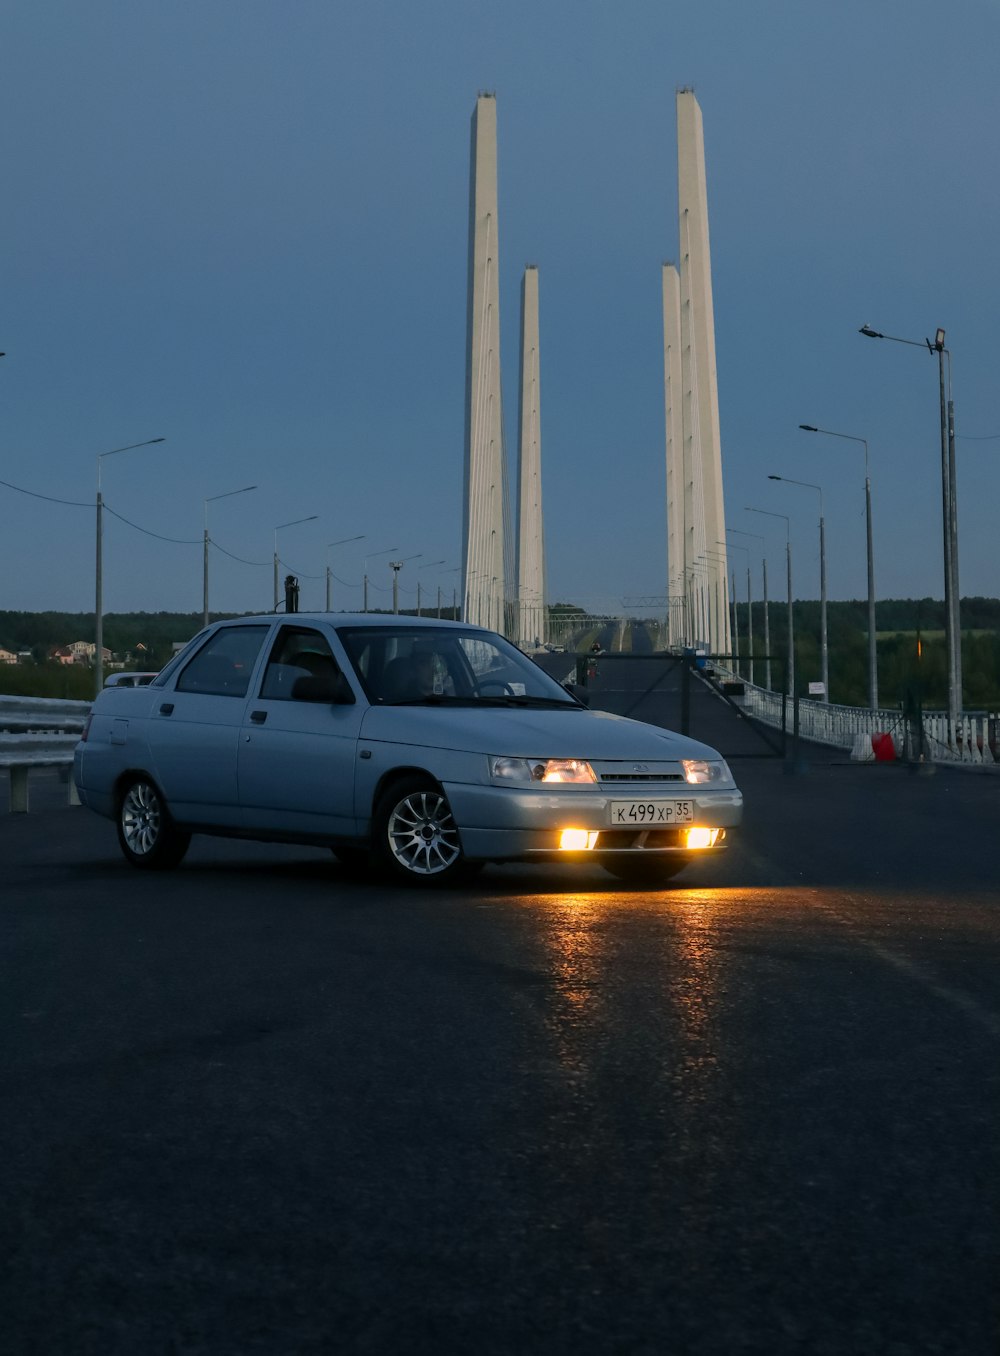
[3,599,1000,709]
[733,597,1000,709]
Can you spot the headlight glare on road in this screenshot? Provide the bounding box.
[681,759,732,785]
[490,757,597,784]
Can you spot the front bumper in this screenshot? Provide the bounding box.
[444,782,742,862]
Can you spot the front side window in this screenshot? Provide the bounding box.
[259,626,342,703]
[175,626,269,698]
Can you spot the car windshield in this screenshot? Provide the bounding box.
[336,625,580,707]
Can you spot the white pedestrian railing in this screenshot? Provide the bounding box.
[711,669,998,766]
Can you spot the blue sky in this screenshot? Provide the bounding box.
[3,0,999,617]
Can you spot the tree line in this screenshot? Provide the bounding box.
[3,600,1000,710]
[730,596,1000,711]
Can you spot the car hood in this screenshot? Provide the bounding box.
[359,704,724,761]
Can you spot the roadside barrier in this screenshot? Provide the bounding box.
[0,696,90,812]
[711,669,997,767]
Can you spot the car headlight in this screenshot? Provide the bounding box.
[490,757,597,784]
[681,759,733,785]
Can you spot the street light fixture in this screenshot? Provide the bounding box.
[800,423,877,710]
[204,485,257,628]
[325,535,365,611]
[273,516,318,610]
[768,474,827,702]
[95,437,165,695]
[747,506,794,697]
[859,322,960,732]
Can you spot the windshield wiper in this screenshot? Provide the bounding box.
[484,694,580,708]
[382,693,579,709]
[382,694,480,706]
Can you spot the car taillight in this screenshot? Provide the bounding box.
[80,715,93,743]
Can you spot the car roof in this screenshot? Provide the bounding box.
[213,614,488,632]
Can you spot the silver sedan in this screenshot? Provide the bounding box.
[74,614,742,885]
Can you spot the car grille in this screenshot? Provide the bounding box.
[599,772,684,783]
[592,760,686,785]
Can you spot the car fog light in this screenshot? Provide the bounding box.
[685,826,721,850]
[559,829,599,851]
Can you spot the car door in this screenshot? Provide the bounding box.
[237,624,365,837]
[144,623,273,826]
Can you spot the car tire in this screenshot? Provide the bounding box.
[116,777,191,871]
[373,775,479,886]
[601,856,689,886]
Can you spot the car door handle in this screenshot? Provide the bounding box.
[159,703,174,716]
[250,710,267,724]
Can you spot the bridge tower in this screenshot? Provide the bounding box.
[664,89,731,655]
[462,93,511,634]
[663,262,685,646]
[516,266,546,649]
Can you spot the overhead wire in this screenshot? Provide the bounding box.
[103,503,201,544]
[0,476,90,507]
[209,538,270,568]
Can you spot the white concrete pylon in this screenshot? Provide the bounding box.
[516,266,546,649]
[462,93,508,634]
[662,263,685,647]
[676,88,730,655]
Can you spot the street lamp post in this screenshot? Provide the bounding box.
[768,475,827,702]
[415,561,446,617]
[859,323,960,732]
[728,529,768,689]
[704,550,734,667]
[388,554,422,614]
[204,485,257,628]
[95,437,165,695]
[441,566,462,620]
[325,535,365,611]
[800,423,878,710]
[362,546,398,613]
[273,516,318,611]
[747,507,793,698]
[722,539,753,686]
[694,556,716,652]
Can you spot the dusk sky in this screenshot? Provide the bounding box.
[4,0,999,618]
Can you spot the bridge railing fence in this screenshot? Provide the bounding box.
[711,664,998,766]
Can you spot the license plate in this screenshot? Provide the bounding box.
[609,800,694,825]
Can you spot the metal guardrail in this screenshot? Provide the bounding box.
[713,668,999,767]
[0,695,91,812]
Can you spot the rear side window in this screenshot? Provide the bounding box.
[176,626,269,697]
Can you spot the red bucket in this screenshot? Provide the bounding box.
[871,732,896,762]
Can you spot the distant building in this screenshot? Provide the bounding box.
[0,647,17,665]
[50,641,112,666]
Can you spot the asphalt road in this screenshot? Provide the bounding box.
[3,689,1000,1354]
